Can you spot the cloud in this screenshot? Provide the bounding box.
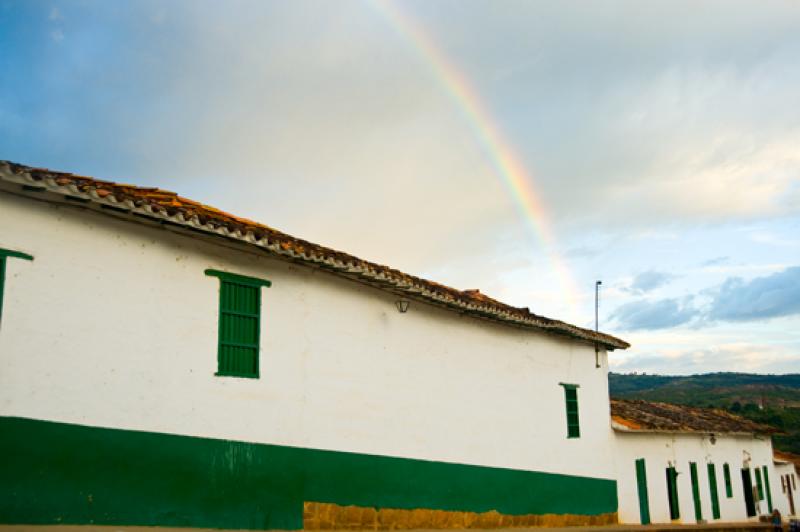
[610,297,697,331]
[701,256,730,267]
[610,342,800,375]
[625,270,676,294]
[708,266,800,322]
[610,265,800,331]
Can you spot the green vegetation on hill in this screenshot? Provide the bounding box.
[608,372,800,454]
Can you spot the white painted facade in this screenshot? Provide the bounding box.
[774,460,798,518]
[2,181,790,528]
[0,189,616,481]
[614,430,787,524]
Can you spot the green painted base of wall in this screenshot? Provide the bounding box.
[0,416,617,529]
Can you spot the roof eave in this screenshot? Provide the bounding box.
[0,161,630,350]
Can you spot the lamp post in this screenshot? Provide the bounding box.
[595,280,602,332]
[595,280,602,368]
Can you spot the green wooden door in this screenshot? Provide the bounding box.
[707,463,720,520]
[690,462,703,522]
[666,466,680,520]
[635,458,651,525]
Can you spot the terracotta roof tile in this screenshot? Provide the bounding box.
[611,399,779,435]
[0,160,630,350]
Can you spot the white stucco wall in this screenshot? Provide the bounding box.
[615,430,781,524]
[774,461,798,518]
[0,190,616,480]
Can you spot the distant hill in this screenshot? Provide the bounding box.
[609,372,800,454]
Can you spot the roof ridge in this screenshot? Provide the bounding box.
[0,160,629,350]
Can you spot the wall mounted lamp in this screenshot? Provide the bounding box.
[395,299,410,313]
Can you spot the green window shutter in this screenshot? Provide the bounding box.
[755,467,764,500]
[723,463,733,498]
[635,458,651,525]
[0,248,34,327]
[560,384,580,438]
[690,462,703,522]
[666,466,680,520]
[707,463,721,520]
[762,466,773,512]
[205,270,271,379]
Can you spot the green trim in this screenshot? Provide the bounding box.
[666,466,680,520]
[723,463,733,498]
[0,247,34,261]
[690,462,703,521]
[707,463,720,520]
[205,269,272,287]
[0,416,618,529]
[0,248,34,327]
[207,270,270,379]
[755,466,764,500]
[562,385,580,438]
[635,458,651,525]
[762,466,773,512]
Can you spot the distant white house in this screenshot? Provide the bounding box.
[0,160,787,530]
[611,399,790,525]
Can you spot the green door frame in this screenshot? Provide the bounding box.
[707,463,721,520]
[635,458,651,525]
[690,462,703,522]
[741,468,756,517]
[666,466,680,521]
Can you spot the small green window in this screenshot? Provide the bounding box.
[560,383,580,438]
[723,463,733,498]
[205,269,271,379]
[0,247,34,327]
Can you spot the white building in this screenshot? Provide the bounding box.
[0,160,788,530]
[0,161,627,529]
[612,399,791,525]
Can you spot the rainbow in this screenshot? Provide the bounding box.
[369,0,582,313]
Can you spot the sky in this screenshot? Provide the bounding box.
[1,0,799,374]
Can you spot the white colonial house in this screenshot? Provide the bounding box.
[0,161,627,529]
[611,399,792,525]
[0,160,789,530]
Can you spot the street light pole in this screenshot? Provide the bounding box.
[595,280,602,332]
[595,280,602,368]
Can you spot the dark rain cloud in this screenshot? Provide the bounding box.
[708,266,800,322]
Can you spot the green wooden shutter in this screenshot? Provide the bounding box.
[762,466,773,512]
[206,270,271,379]
[635,458,651,525]
[723,463,733,498]
[0,248,34,326]
[755,467,764,500]
[690,462,703,522]
[561,384,580,438]
[707,463,721,520]
[666,466,680,520]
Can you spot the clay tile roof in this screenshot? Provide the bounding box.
[0,160,630,350]
[610,399,780,435]
[774,450,800,469]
